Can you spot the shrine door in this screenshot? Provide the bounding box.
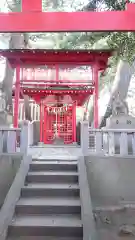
[43,104,76,144]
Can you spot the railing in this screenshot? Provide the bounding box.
[13,99,40,121]
[81,121,135,156]
[0,128,20,154]
[13,99,85,122]
[21,66,92,86]
[89,129,135,156]
[0,123,33,154]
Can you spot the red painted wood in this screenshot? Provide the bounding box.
[21,90,93,107]
[0,6,135,32]
[0,50,112,70]
[44,105,75,144]
[40,101,43,142]
[56,64,59,82]
[72,101,76,142]
[13,66,20,128]
[22,0,42,12]
[45,111,56,144]
[21,81,93,86]
[43,106,47,143]
[126,2,134,11]
[93,66,99,129]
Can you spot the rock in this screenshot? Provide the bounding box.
[112,92,129,116]
[118,225,135,236]
[103,217,111,225]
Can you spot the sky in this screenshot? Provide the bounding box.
[0,0,8,12]
[0,0,90,12]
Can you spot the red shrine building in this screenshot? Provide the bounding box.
[0,49,112,144]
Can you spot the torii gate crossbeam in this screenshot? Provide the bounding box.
[0,1,135,32]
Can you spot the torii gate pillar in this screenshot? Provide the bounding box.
[22,0,42,12]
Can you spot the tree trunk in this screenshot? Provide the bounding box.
[100,59,135,127]
[83,97,90,121]
[23,95,32,121]
[87,59,135,128]
[2,59,14,114]
[1,33,31,125]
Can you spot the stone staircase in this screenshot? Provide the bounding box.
[6,159,83,240]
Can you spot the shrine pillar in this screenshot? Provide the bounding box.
[40,100,43,142]
[93,65,99,128]
[56,64,59,83]
[22,0,42,12]
[13,66,20,128]
[43,106,47,144]
[72,101,76,142]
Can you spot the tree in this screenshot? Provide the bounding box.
[84,0,135,127]
[99,1,135,127]
[0,0,31,124]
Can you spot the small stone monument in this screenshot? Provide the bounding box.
[112,92,128,116]
[103,92,135,154]
[0,89,13,126]
[105,92,135,129]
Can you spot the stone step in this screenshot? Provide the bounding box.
[26,171,78,183]
[6,159,83,240]
[8,236,83,240]
[30,162,78,172]
[21,183,79,198]
[32,159,78,163]
[15,197,81,215]
[8,215,83,237]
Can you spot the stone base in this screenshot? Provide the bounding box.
[38,142,44,146]
[106,115,135,129]
[103,114,135,155]
[53,138,64,145]
[0,111,13,126]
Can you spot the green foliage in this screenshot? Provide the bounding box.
[84,0,135,63]
[107,32,135,63]
[102,0,125,10]
[5,0,21,11]
[98,1,135,63]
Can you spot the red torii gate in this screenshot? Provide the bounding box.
[0,0,134,32]
[0,0,134,143]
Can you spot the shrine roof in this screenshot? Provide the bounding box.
[0,49,114,68]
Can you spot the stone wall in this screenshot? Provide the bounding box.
[85,155,135,206]
[85,155,135,239]
[0,154,22,208]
